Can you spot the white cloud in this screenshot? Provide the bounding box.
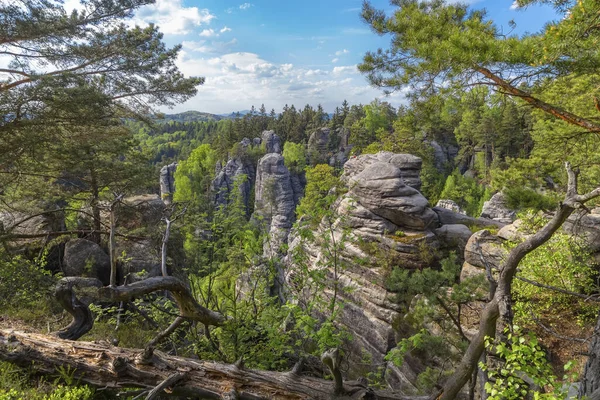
[199,29,216,37]
[134,0,215,35]
[169,52,393,114]
[510,1,519,10]
[220,26,232,33]
[331,58,339,63]
[239,3,253,10]
[335,49,349,56]
[333,65,357,75]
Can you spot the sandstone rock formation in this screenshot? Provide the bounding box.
[285,151,502,392]
[254,153,297,257]
[480,192,516,223]
[213,157,256,214]
[63,238,111,285]
[261,130,282,154]
[159,162,178,205]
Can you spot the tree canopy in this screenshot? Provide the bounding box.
[359,0,600,132]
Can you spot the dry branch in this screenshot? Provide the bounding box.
[53,276,226,340]
[0,329,427,400]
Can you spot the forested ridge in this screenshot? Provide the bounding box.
[1,0,600,399]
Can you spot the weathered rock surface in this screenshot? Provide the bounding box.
[286,152,489,392]
[307,127,352,167]
[254,153,297,257]
[480,192,516,223]
[348,162,437,230]
[261,130,282,154]
[63,239,111,285]
[342,151,423,190]
[213,157,256,213]
[436,199,465,215]
[159,163,178,205]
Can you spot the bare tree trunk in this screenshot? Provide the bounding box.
[0,329,427,400]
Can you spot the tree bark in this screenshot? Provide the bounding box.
[53,276,226,340]
[0,329,427,400]
[579,311,600,399]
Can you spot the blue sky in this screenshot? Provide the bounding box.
[91,0,562,113]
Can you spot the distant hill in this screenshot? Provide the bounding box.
[160,111,223,123]
[218,110,252,119]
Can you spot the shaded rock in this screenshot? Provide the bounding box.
[480,192,516,224]
[434,224,473,254]
[213,157,255,214]
[463,230,507,272]
[159,163,177,205]
[349,162,437,230]
[63,239,111,285]
[117,239,161,280]
[117,194,165,229]
[563,208,600,253]
[433,207,505,229]
[342,151,422,190]
[436,199,465,215]
[261,130,282,154]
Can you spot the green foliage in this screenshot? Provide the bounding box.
[296,164,342,225]
[173,144,217,205]
[282,141,307,174]
[0,362,94,400]
[480,327,573,400]
[511,212,598,327]
[438,169,490,216]
[0,252,56,313]
[503,187,558,212]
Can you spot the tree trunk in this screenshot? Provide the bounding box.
[579,311,600,399]
[0,329,426,400]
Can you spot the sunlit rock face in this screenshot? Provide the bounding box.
[285,151,503,392]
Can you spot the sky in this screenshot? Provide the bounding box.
[69,0,561,114]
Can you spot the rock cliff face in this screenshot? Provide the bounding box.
[213,157,256,214]
[307,127,352,167]
[253,153,299,257]
[285,151,502,392]
[159,163,177,205]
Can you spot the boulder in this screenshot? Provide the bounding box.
[342,151,422,190]
[159,163,177,205]
[117,194,165,229]
[63,239,111,285]
[434,224,473,254]
[348,162,437,230]
[480,192,516,223]
[563,208,600,253]
[463,230,507,272]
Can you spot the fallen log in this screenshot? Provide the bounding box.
[0,329,427,400]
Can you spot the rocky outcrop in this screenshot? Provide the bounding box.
[480,192,516,223]
[261,130,282,154]
[213,157,256,213]
[159,163,178,205]
[348,162,437,230]
[435,199,465,215]
[342,151,423,191]
[63,239,111,285]
[307,127,352,167]
[429,140,459,171]
[285,152,503,392]
[254,153,297,257]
